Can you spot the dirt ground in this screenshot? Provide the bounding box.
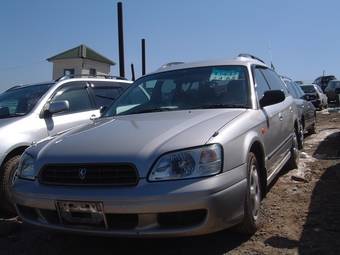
[1,105,340,255]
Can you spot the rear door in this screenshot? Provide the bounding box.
[294,82,315,129]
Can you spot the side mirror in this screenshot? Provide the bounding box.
[335,88,340,94]
[100,105,108,115]
[49,100,69,114]
[42,100,69,118]
[260,90,285,108]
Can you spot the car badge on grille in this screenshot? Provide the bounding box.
[78,168,87,180]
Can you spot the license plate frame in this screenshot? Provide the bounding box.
[56,201,108,229]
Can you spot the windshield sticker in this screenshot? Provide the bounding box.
[209,68,239,81]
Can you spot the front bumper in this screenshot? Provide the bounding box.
[12,165,246,237]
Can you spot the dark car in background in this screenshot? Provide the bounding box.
[281,76,317,149]
[325,80,340,103]
[299,84,328,110]
[313,75,336,92]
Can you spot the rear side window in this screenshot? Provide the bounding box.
[294,83,306,97]
[260,69,289,95]
[284,81,300,99]
[91,86,122,108]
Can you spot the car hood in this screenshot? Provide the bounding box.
[0,116,22,127]
[32,109,247,176]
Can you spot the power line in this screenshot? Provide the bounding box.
[0,60,46,71]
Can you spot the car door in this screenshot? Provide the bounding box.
[44,81,99,136]
[255,67,294,176]
[294,83,315,129]
[89,81,124,109]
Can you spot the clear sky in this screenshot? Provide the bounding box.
[0,0,339,92]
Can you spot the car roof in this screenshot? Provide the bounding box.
[148,53,269,75]
[5,75,132,92]
[315,75,336,79]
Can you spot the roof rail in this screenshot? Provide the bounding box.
[104,75,128,80]
[5,84,25,92]
[279,75,291,81]
[237,53,265,64]
[55,74,128,82]
[159,62,185,69]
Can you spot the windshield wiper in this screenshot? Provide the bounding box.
[95,95,115,100]
[128,108,173,114]
[200,104,249,109]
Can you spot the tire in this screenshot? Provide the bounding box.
[297,121,304,150]
[286,129,299,170]
[307,115,318,135]
[234,152,261,234]
[0,155,21,216]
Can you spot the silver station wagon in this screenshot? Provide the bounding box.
[12,54,299,237]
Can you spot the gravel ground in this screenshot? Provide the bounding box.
[1,106,340,255]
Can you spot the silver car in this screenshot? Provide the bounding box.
[0,75,132,215]
[12,54,299,237]
[281,76,317,149]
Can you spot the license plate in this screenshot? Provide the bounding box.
[56,201,108,229]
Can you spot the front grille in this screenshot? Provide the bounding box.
[158,209,206,227]
[39,163,138,186]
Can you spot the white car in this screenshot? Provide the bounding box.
[299,84,328,110]
[0,75,132,215]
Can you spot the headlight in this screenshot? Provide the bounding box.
[149,144,222,181]
[17,153,35,181]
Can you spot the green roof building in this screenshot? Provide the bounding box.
[47,45,116,80]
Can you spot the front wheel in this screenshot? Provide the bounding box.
[0,155,21,216]
[297,121,304,150]
[234,152,261,234]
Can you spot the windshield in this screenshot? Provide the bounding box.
[102,66,249,117]
[0,83,53,118]
[300,85,316,93]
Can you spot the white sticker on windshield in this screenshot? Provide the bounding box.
[209,68,239,81]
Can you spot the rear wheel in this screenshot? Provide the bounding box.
[0,155,21,216]
[286,128,299,170]
[234,152,261,234]
[307,115,317,135]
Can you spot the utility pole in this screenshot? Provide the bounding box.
[117,2,125,77]
[142,39,146,75]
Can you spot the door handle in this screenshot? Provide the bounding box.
[90,114,97,120]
